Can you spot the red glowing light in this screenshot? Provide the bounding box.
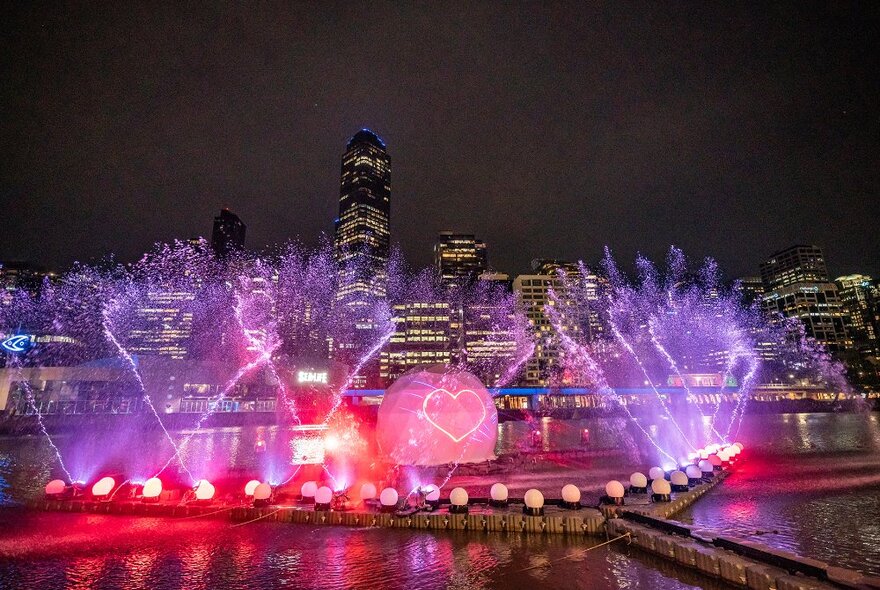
[45,479,66,495]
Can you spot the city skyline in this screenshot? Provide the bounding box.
[1,4,878,279]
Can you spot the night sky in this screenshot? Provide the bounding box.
[2,3,878,279]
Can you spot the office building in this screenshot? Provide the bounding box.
[211,209,246,257]
[434,232,487,286]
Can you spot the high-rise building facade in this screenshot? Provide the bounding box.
[835,274,879,357]
[127,290,195,360]
[760,245,829,290]
[334,129,391,302]
[211,209,246,257]
[379,301,456,383]
[434,232,488,286]
[760,245,850,353]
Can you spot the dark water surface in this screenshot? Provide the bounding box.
[678,412,880,576]
[0,412,878,587]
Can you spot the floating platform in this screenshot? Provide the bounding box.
[24,468,880,590]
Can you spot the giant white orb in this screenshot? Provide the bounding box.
[629,472,647,488]
[698,459,713,473]
[561,484,581,503]
[45,479,66,495]
[605,480,625,498]
[685,465,702,479]
[490,483,508,502]
[376,366,498,465]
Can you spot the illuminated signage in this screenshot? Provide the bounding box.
[1,335,32,354]
[297,370,328,384]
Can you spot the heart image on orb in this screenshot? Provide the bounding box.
[375,366,499,466]
[422,387,487,443]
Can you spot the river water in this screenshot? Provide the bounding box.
[0,411,878,588]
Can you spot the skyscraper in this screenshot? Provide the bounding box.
[211,209,246,257]
[434,232,488,287]
[835,274,879,357]
[334,129,391,302]
[760,245,828,290]
[760,245,850,353]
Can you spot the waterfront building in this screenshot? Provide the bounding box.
[434,232,488,287]
[211,209,246,257]
[760,244,829,290]
[760,246,851,353]
[333,129,391,303]
[379,301,456,383]
[735,276,765,305]
[0,261,57,304]
[127,290,195,360]
[836,274,880,358]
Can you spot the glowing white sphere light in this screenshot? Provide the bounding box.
[244,479,261,496]
[315,486,333,505]
[92,476,116,497]
[733,442,744,451]
[380,487,399,507]
[670,471,688,486]
[629,472,647,488]
[698,459,713,473]
[424,485,441,502]
[685,465,702,479]
[648,466,665,480]
[45,479,66,496]
[561,484,581,504]
[142,477,162,499]
[195,479,215,500]
[301,480,318,498]
[254,483,272,501]
[360,482,377,500]
[651,478,671,495]
[605,480,625,498]
[708,454,722,467]
[523,488,544,509]
[490,483,508,502]
[449,487,468,506]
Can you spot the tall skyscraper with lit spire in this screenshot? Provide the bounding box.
[334,129,391,302]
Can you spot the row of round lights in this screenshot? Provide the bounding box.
[603,442,744,504]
